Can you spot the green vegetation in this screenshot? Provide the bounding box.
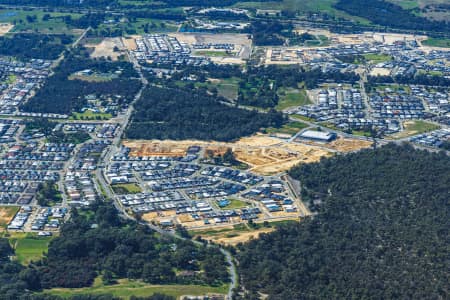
[422,37,450,48]
[275,88,311,110]
[0,9,82,34]
[12,235,53,265]
[21,52,141,114]
[126,85,285,142]
[194,50,233,57]
[0,33,72,60]
[71,111,112,120]
[390,120,440,139]
[404,120,440,133]
[266,121,309,135]
[36,181,62,206]
[111,183,142,194]
[363,53,393,63]
[218,199,248,210]
[237,144,450,299]
[43,280,228,299]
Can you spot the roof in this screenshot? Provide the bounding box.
[300,130,336,141]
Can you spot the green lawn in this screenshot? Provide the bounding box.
[42,279,228,299]
[9,234,53,265]
[71,111,112,120]
[194,50,234,57]
[363,53,393,63]
[219,198,249,210]
[276,88,312,110]
[422,38,450,48]
[389,120,440,139]
[267,121,309,135]
[0,9,82,34]
[233,0,371,24]
[111,183,142,194]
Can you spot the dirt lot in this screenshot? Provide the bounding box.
[124,135,332,175]
[0,23,13,36]
[300,137,372,152]
[192,226,275,246]
[0,206,19,230]
[122,36,139,51]
[86,38,125,60]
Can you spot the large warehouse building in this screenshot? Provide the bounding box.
[298,130,337,142]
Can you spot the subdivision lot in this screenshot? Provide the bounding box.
[0,206,20,230]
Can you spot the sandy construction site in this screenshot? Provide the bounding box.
[123,134,371,175]
[85,37,125,61]
[0,23,13,36]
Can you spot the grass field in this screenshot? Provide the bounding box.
[363,53,393,63]
[233,0,371,24]
[71,111,112,120]
[111,183,142,194]
[218,198,249,210]
[0,206,20,229]
[422,38,450,48]
[194,50,234,57]
[42,279,228,299]
[276,88,311,110]
[5,233,53,265]
[0,9,82,34]
[267,121,309,135]
[390,120,440,139]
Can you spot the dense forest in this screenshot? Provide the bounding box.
[236,144,449,299]
[0,33,72,60]
[21,52,141,114]
[0,202,228,299]
[335,0,450,33]
[125,85,285,141]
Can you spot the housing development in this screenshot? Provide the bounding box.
[0,1,449,299]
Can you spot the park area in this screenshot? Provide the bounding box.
[43,277,228,299]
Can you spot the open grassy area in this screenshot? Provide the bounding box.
[0,9,82,34]
[422,37,450,48]
[4,233,53,265]
[194,50,234,57]
[276,88,311,110]
[0,206,20,229]
[218,198,249,210]
[71,111,112,120]
[390,120,440,139]
[363,53,393,63]
[111,183,142,194]
[267,121,309,135]
[42,279,228,299]
[233,0,371,24]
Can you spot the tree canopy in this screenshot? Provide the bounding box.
[236,144,449,299]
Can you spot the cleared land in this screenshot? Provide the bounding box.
[0,23,13,35]
[43,279,228,299]
[0,206,19,230]
[125,134,371,175]
[124,135,334,175]
[190,221,299,245]
[389,120,440,139]
[86,38,125,61]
